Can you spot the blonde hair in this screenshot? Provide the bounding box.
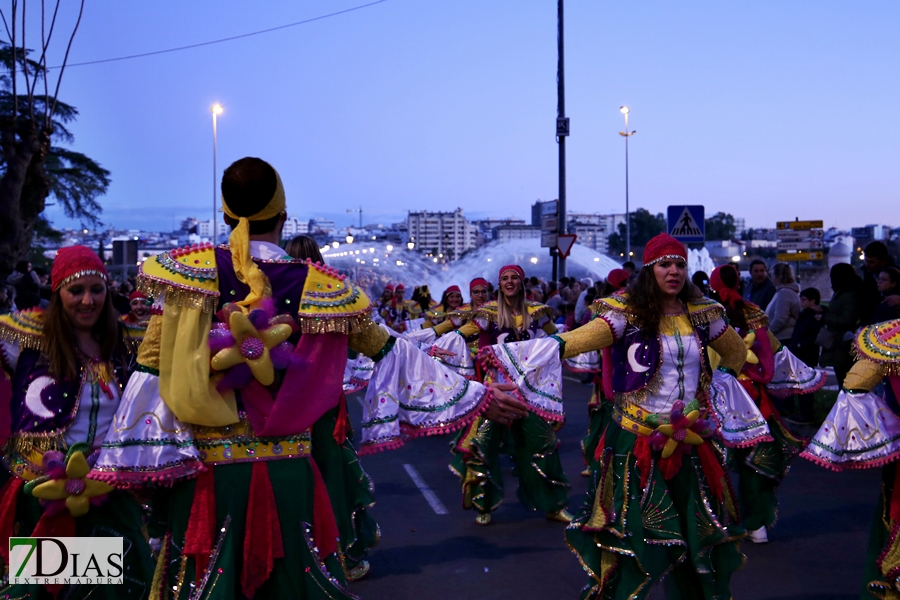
[496,280,530,332]
[771,262,796,286]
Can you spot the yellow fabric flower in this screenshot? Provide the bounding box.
[210,310,293,386]
[29,447,114,518]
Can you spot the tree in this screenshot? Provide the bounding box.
[0,1,108,273]
[705,212,737,241]
[607,208,667,256]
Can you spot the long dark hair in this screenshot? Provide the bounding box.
[625,266,702,333]
[43,287,125,381]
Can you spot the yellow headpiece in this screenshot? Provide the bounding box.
[221,168,286,309]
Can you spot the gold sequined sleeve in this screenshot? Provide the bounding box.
[543,321,560,336]
[455,320,480,339]
[558,318,614,358]
[708,326,748,373]
[348,318,393,358]
[843,359,885,391]
[137,315,162,370]
[432,319,457,336]
[767,330,783,352]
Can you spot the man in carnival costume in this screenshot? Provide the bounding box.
[89,157,524,599]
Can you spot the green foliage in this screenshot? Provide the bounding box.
[44,146,110,225]
[705,212,737,241]
[607,208,667,256]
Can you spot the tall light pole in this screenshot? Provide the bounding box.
[619,106,635,261]
[556,0,570,279]
[211,103,223,243]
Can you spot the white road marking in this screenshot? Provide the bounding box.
[403,463,449,515]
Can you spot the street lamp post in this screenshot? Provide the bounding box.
[211,104,223,244]
[619,106,636,261]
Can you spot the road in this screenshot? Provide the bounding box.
[347,376,879,600]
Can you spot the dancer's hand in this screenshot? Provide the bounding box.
[484,383,528,424]
[429,347,456,360]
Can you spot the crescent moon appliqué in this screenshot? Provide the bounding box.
[25,376,57,419]
[496,333,510,345]
[627,343,650,373]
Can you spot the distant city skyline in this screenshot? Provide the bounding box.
[38,1,899,233]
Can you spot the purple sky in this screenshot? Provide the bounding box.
[35,0,900,233]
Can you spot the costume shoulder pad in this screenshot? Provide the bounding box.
[525,302,555,321]
[854,319,900,375]
[592,292,629,316]
[742,302,769,330]
[0,308,44,350]
[138,243,219,312]
[686,297,725,326]
[473,301,499,324]
[296,260,371,334]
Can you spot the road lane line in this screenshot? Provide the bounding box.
[403,463,449,515]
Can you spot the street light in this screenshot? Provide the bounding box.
[211,103,223,244]
[407,241,415,250]
[619,106,636,261]
[346,235,354,244]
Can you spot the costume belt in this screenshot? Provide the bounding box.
[612,404,656,437]
[194,418,311,465]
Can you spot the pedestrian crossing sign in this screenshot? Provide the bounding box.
[667,205,705,242]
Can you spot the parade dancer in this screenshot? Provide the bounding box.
[480,235,770,599]
[0,247,155,599]
[799,318,900,598]
[708,264,823,543]
[446,265,572,526]
[423,285,468,328]
[88,158,520,599]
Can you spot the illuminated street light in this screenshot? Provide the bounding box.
[346,235,354,244]
[407,241,415,250]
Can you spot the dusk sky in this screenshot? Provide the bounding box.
[35,1,900,233]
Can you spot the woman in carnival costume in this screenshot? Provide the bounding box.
[423,285,468,328]
[479,234,772,599]
[444,264,572,526]
[708,264,824,544]
[89,157,521,599]
[0,246,155,599]
[799,318,900,598]
[379,283,410,333]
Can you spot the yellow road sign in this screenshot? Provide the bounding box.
[776,220,824,230]
[777,251,824,261]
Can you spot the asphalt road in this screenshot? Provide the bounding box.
[347,376,879,600]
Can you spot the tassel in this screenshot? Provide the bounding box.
[183,468,216,580]
[241,463,284,598]
[0,477,25,564]
[308,459,339,558]
[697,443,726,502]
[658,453,683,481]
[592,429,607,464]
[633,435,653,489]
[333,393,351,445]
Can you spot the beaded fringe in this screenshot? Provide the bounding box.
[138,278,220,313]
[298,312,374,335]
[0,322,42,350]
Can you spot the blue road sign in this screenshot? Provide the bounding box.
[667,205,705,242]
